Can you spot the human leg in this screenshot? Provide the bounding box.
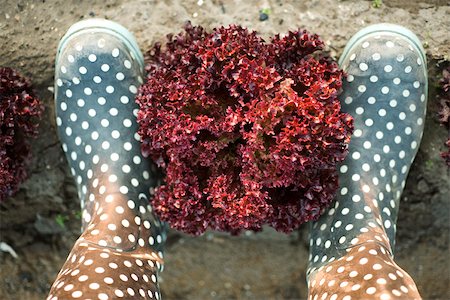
[307,24,427,300]
[48,19,166,299]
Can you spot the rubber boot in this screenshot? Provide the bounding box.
[307,24,427,300]
[48,19,166,300]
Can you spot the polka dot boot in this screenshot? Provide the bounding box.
[48,19,166,300]
[307,24,427,300]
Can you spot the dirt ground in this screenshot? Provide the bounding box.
[0,0,449,299]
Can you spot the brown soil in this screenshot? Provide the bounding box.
[1,0,449,299]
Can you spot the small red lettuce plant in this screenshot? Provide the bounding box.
[438,66,450,166]
[137,22,353,235]
[0,67,43,202]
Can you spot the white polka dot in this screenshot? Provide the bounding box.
[373,263,382,270]
[109,108,119,116]
[405,127,412,135]
[101,119,109,127]
[112,130,120,139]
[384,65,392,72]
[116,72,125,80]
[101,64,110,72]
[372,53,381,61]
[403,90,410,97]
[120,96,129,104]
[358,85,366,93]
[386,41,394,48]
[88,109,96,117]
[84,87,92,95]
[112,48,120,57]
[106,86,114,94]
[129,81,140,93]
[66,89,72,97]
[378,109,386,116]
[103,277,114,284]
[88,282,99,289]
[124,60,132,69]
[349,195,361,204]
[88,54,97,62]
[97,97,106,105]
[101,164,109,173]
[123,119,132,127]
[123,142,132,151]
[133,156,141,164]
[122,165,131,173]
[367,97,376,104]
[396,54,404,62]
[355,107,364,115]
[79,66,87,74]
[365,118,373,126]
[109,174,117,182]
[417,117,423,125]
[389,99,397,107]
[405,66,412,73]
[98,293,108,300]
[386,122,394,130]
[72,291,83,298]
[381,86,389,94]
[347,75,354,82]
[359,63,368,71]
[93,76,102,83]
[369,75,378,82]
[362,163,370,171]
[119,274,128,281]
[352,152,361,160]
[374,154,381,162]
[120,186,129,194]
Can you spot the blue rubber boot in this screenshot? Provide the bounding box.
[307,24,427,300]
[48,19,165,300]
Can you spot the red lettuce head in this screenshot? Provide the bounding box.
[137,22,353,235]
[438,66,450,167]
[0,67,43,201]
